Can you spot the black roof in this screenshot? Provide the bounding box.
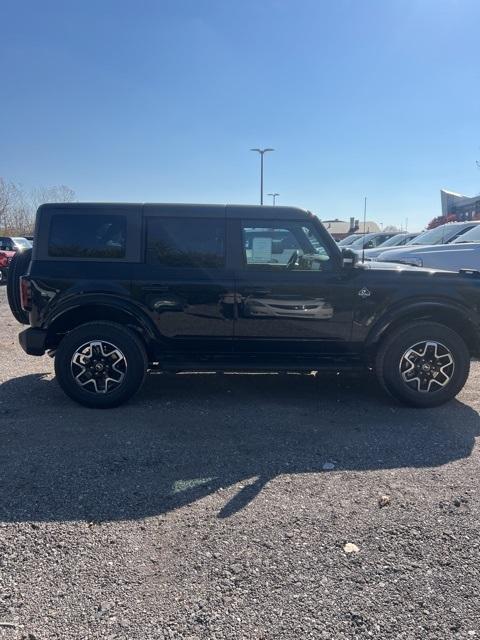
[38,202,312,221]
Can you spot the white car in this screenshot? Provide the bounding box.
[375,221,480,265]
[376,221,480,270]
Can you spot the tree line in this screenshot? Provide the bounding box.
[0,177,76,236]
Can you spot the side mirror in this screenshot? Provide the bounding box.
[341,247,358,268]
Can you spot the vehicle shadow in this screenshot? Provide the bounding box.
[0,371,479,523]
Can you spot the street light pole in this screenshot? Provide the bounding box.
[268,192,279,206]
[250,148,274,205]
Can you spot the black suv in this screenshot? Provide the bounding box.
[9,202,480,409]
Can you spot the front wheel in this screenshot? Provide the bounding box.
[55,322,148,408]
[375,321,470,408]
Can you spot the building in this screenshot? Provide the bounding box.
[441,189,480,220]
[322,217,380,240]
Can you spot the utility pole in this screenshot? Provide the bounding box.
[250,148,274,205]
[268,192,279,206]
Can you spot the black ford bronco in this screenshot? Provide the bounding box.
[8,202,480,408]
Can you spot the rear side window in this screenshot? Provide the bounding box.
[48,214,127,258]
[146,217,225,268]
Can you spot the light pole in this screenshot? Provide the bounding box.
[268,192,279,206]
[250,148,274,205]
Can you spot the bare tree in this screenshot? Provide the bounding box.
[0,178,76,236]
[0,178,26,234]
[30,184,76,211]
[383,225,400,233]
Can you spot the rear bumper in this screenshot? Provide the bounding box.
[19,327,47,356]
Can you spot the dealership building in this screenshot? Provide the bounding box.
[441,189,480,220]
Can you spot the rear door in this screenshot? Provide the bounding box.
[132,205,235,355]
[230,215,358,356]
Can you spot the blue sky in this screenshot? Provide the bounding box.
[1,0,479,229]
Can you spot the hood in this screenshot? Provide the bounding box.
[386,241,480,255]
[356,260,454,274]
[374,243,441,259]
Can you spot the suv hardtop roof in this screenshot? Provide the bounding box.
[37,202,313,221]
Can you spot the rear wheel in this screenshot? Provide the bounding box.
[7,249,32,324]
[54,321,148,408]
[375,321,470,407]
[0,268,5,285]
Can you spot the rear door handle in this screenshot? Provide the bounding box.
[243,288,271,296]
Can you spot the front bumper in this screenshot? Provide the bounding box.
[19,327,48,356]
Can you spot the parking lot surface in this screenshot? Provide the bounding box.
[0,286,479,639]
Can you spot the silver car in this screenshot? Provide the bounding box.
[375,221,480,264]
[376,221,480,270]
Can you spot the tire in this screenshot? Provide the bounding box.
[0,269,5,285]
[7,249,32,324]
[375,321,470,408]
[54,321,148,408]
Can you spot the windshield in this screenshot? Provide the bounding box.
[12,237,32,249]
[375,234,407,248]
[407,224,465,246]
[451,223,480,243]
[338,234,359,246]
[349,233,377,248]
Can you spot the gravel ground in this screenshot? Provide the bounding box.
[0,285,479,639]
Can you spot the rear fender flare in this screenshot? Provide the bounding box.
[44,295,161,350]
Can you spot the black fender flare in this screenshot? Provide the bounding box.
[365,299,480,351]
[44,293,160,346]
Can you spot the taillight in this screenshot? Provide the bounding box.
[20,277,32,311]
[0,255,7,268]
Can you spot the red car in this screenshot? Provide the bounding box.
[0,249,15,285]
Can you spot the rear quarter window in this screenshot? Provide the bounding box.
[48,214,127,259]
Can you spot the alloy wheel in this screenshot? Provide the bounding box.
[399,340,454,393]
[71,340,127,394]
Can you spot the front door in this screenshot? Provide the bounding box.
[232,218,357,356]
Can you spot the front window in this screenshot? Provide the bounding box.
[451,224,480,243]
[242,220,331,271]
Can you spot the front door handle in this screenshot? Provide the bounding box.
[142,285,169,293]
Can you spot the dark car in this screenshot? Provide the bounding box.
[9,202,480,409]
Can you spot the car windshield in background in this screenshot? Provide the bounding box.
[375,234,408,248]
[337,234,359,245]
[407,224,466,246]
[349,233,376,248]
[12,237,32,249]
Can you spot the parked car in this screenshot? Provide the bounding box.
[9,202,480,409]
[374,223,480,270]
[359,232,419,260]
[375,221,480,263]
[0,237,32,284]
[348,232,398,251]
